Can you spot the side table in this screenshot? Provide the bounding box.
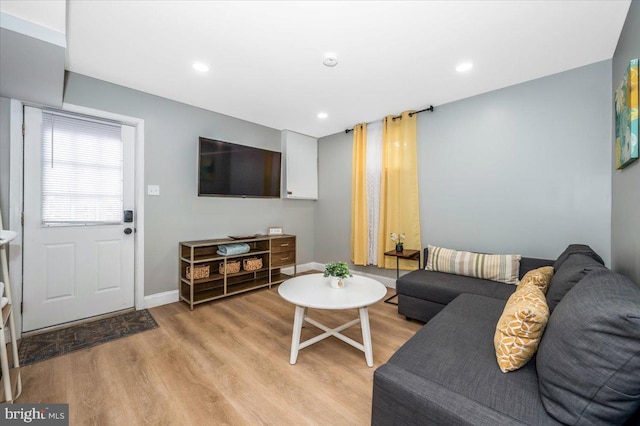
[383,249,421,305]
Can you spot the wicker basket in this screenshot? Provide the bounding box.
[243,257,263,271]
[186,264,210,280]
[219,260,241,275]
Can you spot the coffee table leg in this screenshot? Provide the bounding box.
[290,305,306,365]
[359,307,374,367]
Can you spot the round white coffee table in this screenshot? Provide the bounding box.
[278,273,387,367]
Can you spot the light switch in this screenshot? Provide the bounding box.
[147,185,160,196]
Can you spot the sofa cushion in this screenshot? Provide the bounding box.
[537,270,640,425]
[518,266,554,294]
[385,294,558,424]
[546,253,606,312]
[397,270,516,306]
[372,363,562,426]
[553,243,604,271]
[426,245,521,285]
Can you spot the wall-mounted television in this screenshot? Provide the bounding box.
[198,137,282,198]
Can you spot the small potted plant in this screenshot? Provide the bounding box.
[391,232,406,252]
[323,261,352,289]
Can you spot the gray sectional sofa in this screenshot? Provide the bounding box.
[372,245,640,425]
[397,253,553,323]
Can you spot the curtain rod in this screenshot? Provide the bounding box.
[344,105,434,134]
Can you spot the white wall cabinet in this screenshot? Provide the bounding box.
[281,130,318,200]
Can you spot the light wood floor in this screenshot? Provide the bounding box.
[18,285,421,425]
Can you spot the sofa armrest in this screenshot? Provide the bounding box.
[372,364,537,426]
[423,247,429,269]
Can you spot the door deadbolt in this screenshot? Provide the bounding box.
[124,210,134,223]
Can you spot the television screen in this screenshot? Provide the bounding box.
[198,137,282,198]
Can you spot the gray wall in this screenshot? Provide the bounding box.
[317,60,613,268]
[63,72,315,296]
[0,97,9,228]
[611,0,640,284]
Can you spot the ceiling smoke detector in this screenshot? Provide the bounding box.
[323,53,338,67]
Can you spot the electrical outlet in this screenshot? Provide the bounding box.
[147,185,160,196]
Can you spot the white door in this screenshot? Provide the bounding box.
[22,106,135,332]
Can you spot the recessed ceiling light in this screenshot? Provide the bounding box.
[317,112,328,119]
[323,52,338,67]
[456,62,473,73]
[192,62,209,72]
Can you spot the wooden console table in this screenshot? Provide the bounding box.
[383,249,421,305]
[179,234,296,310]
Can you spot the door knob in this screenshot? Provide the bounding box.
[124,228,133,235]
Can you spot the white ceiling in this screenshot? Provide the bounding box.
[0,7,66,107]
[0,0,66,34]
[14,1,638,138]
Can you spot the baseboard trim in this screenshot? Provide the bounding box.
[286,262,397,289]
[281,262,319,275]
[143,263,397,309]
[144,290,179,309]
[350,270,396,289]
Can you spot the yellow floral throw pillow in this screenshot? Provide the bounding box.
[494,283,550,373]
[518,266,554,294]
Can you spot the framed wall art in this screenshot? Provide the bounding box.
[614,58,638,169]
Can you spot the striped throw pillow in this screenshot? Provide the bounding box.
[426,245,521,285]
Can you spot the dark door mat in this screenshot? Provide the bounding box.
[18,309,159,366]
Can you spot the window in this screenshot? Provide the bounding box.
[41,111,123,225]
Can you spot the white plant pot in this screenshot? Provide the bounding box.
[329,276,345,289]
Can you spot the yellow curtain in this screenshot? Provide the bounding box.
[351,123,369,265]
[377,111,422,269]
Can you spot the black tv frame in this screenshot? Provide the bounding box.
[197,137,282,198]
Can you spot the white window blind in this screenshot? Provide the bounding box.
[41,111,123,225]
